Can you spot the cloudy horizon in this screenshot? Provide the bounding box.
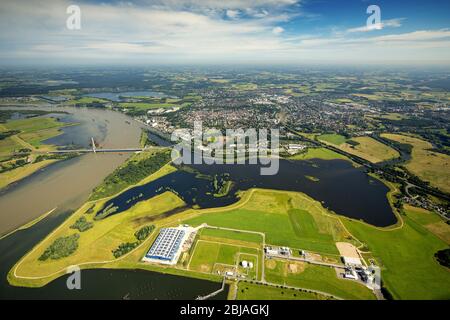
[1,0,450,66]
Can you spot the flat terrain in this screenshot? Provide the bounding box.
[185,190,354,255]
[381,133,450,193]
[265,259,375,300]
[318,134,399,163]
[0,160,58,189]
[8,175,450,300]
[318,134,347,146]
[236,282,331,300]
[339,136,400,163]
[343,205,450,300]
[289,147,349,161]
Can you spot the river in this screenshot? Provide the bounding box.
[0,106,142,236]
[0,105,228,299]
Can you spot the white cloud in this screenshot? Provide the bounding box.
[347,18,405,33]
[226,9,240,20]
[272,26,285,34]
[0,1,449,64]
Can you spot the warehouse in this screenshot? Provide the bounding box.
[143,227,187,265]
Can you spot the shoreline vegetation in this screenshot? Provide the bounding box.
[89,148,172,201]
[8,154,450,299]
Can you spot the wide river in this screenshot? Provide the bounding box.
[0,105,228,299]
[0,105,143,236]
[0,104,396,299]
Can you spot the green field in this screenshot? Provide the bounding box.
[4,117,66,133]
[265,259,376,300]
[199,228,263,244]
[185,190,352,255]
[339,136,400,163]
[189,240,259,276]
[288,147,349,161]
[236,282,331,300]
[381,133,450,193]
[318,134,347,146]
[343,208,450,300]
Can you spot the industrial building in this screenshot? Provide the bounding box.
[143,227,187,265]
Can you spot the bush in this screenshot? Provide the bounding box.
[39,234,80,261]
[70,217,93,232]
[112,242,139,258]
[112,225,155,258]
[134,225,155,241]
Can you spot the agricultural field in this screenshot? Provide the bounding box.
[65,97,109,105]
[0,160,58,189]
[188,240,260,280]
[185,189,354,255]
[236,282,331,300]
[318,134,399,163]
[317,134,347,146]
[404,205,450,244]
[265,259,376,300]
[339,137,400,163]
[199,228,263,244]
[381,133,450,193]
[343,206,450,300]
[2,117,70,150]
[288,148,350,162]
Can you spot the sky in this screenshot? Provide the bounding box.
[1,0,450,65]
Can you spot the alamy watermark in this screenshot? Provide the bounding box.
[171,121,280,176]
[367,5,382,30]
[66,265,81,290]
[66,5,81,30]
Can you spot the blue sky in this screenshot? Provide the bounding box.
[0,0,449,65]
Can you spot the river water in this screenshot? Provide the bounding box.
[0,106,142,236]
[0,105,228,299]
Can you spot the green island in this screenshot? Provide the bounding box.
[89,148,172,201]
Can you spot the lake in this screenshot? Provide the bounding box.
[98,159,397,227]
